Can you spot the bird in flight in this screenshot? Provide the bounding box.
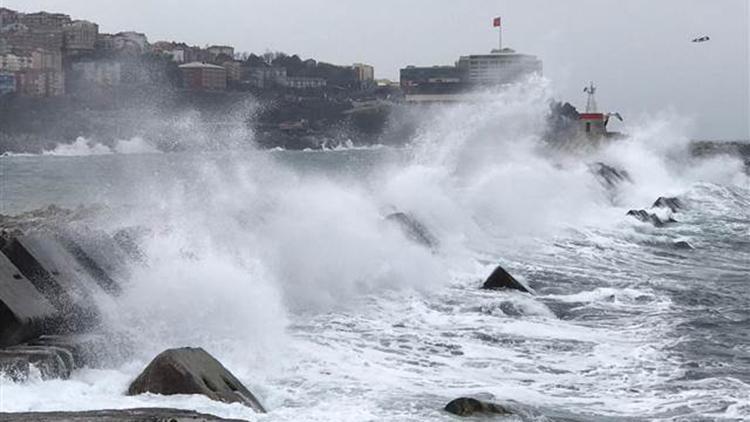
[692,35,710,43]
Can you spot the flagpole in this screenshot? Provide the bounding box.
[498,24,502,50]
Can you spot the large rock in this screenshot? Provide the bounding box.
[0,408,245,421]
[127,347,266,413]
[652,196,683,213]
[444,397,512,417]
[0,233,109,331]
[112,226,151,262]
[0,334,129,381]
[626,209,677,227]
[28,333,131,369]
[0,252,58,347]
[0,344,74,381]
[58,228,131,294]
[590,162,631,189]
[481,266,533,294]
[385,212,438,249]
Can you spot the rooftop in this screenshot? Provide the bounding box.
[179,61,225,70]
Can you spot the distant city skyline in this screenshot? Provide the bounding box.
[3,0,748,140]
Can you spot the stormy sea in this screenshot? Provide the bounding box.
[1,82,749,421]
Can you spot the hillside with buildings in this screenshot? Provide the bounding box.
[0,7,560,152]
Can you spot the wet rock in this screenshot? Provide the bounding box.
[385,212,438,249]
[590,162,632,189]
[652,196,683,213]
[127,347,266,413]
[0,233,107,331]
[444,397,512,417]
[112,226,150,262]
[28,333,131,369]
[481,266,533,294]
[58,229,131,294]
[0,408,245,421]
[673,240,694,250]
[0,344,74,381]
[0,252,58,347]
[626,209,677,227]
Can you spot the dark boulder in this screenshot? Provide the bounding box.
[0,233,107,331]
[28,333,131,369]
[590,162,632,189]
[673,240,694,250]
[112,226,151,262]
[385,212,438,249]
[0,252,58,347]
[626,209,677,227]
[58,229,131,295]
[652,196,683,213]
[127,347,266,413]
[0,344,74,381]
[0,408,245,421]
[444,397,512,417]
[481,266,533,294]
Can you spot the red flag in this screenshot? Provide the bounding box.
[493,17,501,27]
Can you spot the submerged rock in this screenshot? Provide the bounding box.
[590,162,632,189]
[0,343,74,381]
[626,209,677,227]
[652,196,683,213]
[0,252,58,347]
[673,240,694,250]
[0,408,245,421]
[481,266,533,294]
[112,226,151,262]
[127,347,266,413]
[444,397,512,417]
[385,212,438,249]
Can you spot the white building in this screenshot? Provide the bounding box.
[285,76,326,89]
[63,20,98,52]
[0,52,31,72]
[113,31,148,52]
[456,48,542,85]
[352,63,374,81]
[72,61,121,87]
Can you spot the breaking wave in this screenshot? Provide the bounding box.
[2,77,749,421]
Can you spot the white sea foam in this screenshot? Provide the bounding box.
[2,77,749,420]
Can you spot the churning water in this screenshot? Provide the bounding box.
[0,80,748,421]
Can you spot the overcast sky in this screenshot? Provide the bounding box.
[4,0,749,139]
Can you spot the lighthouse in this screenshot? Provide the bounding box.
[578,82,623,139]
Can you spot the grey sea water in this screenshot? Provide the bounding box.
[1,88,749,420]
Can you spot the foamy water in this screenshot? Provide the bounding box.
[1,80,748,421]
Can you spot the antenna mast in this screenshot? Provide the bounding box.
[584,82,597,113]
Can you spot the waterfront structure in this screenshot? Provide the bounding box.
[1,21,64,52]
[30,48,62,71]
[95,33,115,51]
[399,65,466,98]
[0,8,19,27]
[207,45,234,61]
[285,76,326,89]
[0,72,16,94]
[15,69,64,97]
[576,82,623,139]
[19,11,71,30]
[71,61,121,88]
[248,67,287,89]
[113,31,148,54]
[456,48,542,85]
[222,60,241,81]
[179,61,226,91]
[63,20,98,53]
[0,51,32,72]
[352,63,374,82]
